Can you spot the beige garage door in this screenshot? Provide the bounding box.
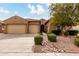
[7,25,26,33]
[29,25,39,34]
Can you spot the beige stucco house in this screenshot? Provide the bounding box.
[2,16,46,34]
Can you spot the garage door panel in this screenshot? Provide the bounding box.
[29,25,39,34]
[7,25,26,33]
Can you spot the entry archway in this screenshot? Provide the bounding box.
[40,24,45,33]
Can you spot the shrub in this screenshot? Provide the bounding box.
[47,33,57,42]
[64,31,69,36]
[74,37,79,47]
[47,32,52,34]
[52,30,61,35]
[34,35,43,45]
[68,30,78,36]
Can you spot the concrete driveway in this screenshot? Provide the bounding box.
[0,33,35,53]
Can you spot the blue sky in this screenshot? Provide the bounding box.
[0,3,50,20]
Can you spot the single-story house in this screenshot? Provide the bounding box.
[2,16,46,34]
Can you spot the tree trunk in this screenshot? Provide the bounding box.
[61,26,72,35]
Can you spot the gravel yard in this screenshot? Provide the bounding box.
[33,33,79,53]
[51,36,79,53]
[0,33,35,53]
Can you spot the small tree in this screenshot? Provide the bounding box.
[49,3,79,34]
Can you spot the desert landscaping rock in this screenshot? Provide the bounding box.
[34,33,79,53]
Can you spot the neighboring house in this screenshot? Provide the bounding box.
[71,25,79,31]
[2,16,42,34]
[70,22,79,31]
[0,21,5,33]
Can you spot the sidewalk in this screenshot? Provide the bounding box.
[0,53,79,56]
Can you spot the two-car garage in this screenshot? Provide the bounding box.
[7,24,40,34]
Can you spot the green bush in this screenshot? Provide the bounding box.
[34,35,43,45]
[64,31,69,36]
[47,33,57,42]
[52,30,61,35]
[74,37,79,47]
[68,30,78,36]
[47,32,52,34]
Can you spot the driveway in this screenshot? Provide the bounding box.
[0,33,35,53]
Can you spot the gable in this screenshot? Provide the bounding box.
[3,16,27,24]
[40,19,47,24]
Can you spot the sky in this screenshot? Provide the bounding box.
[0,3,50,20]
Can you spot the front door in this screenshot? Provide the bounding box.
[40,25,45,33]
